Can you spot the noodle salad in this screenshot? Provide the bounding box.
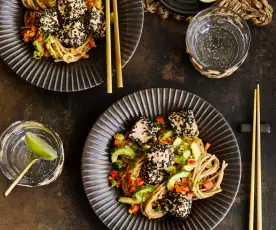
[108,110,228,219]
[21,0,105,63]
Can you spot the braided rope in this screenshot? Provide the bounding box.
[143,0,273,26]
[218,0,273,26]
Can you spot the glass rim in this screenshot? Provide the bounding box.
[0,120,64,187]
[186,6,251,72]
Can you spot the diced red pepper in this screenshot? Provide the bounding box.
[128,179,133,185]
[116,179,122,188]
[181,178,188,185]
[128,204,140,215]
[203,180,213,190]
[26,19,31,27]
[156,115,165,123]
[165,137,172,143]
[137,178,145,187]
[204,143,211,151]
[88,39,96,48]
[109,170,119,179]
[188,159,197,166]
[31,25,37,33]
[44,49,51,57]
[129,186,136,193]
[174,185,185,193]
[114,140,122,146]
[86,0,94,8]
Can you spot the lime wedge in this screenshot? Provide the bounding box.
[200,0,216,3]
[25,132,58,160]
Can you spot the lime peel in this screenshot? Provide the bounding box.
[25,132,58,160]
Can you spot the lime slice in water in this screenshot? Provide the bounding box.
[25,132,58,160]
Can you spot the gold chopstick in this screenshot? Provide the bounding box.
[249,89,257,230]
[256,84,262,230]
[106,0,112,93]
[112,0,123,88]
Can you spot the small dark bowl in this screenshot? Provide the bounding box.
[160,0,214,15]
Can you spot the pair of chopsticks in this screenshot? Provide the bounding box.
[249,84,262,230]
[106,0,123,94]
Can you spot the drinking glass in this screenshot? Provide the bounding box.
[0,121,64,187]
[186,7,251,78]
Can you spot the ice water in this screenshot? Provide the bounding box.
[0,121,64,187]
[187,9,249,72]
[195,27,239,70]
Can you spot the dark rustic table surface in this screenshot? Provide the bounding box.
[1,4,276,230]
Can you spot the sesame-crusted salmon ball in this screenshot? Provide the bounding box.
[129,118,160,145]
[58,20,87,48]
[58,0,87,21]
[164,191,192,219]
[168,110,199,137]
[147,144,174,169]
[140,162,167,185]
[87,6,106,38]
[38,8,59,33]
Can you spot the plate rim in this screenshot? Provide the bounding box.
[81,87,242,230]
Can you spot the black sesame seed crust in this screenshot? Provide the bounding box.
[58,20,87,48]
[168,110,199,137]
[38,9,59,33]
[129,117,160,145]
[164,191,192,219]
[140,162,167,185]
[147,144,174,169]
[87,7,106,38]
[58,0,87,21]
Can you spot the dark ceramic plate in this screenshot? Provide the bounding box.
[82,88,241,230]
[160,0,214,15]
[0,0,143,92]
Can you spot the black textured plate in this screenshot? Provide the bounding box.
[0,0,143,92]
[160,0,214,15]
[82,88,241,230]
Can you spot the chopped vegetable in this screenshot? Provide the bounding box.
[156,115,165,123]
[116,179,122,188]
[203,180,213,190]
[174,155,186,165]
[188,159,197,166]
[204,143,211,151]
[109,170,119,179]
[113,161,123,169]
[137,178,145,187]
[181,177,188,185]
[129,187,136,193]
[190,142,201,160]
[174,185,185,193]
[110,179,117,187]
[128,179,133,185]
[131,143,139,151]
[183,149,191,159]
[155,206,164,213]
[113,139,122,146]
[114,134,125,141]
[128,204,140,215]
